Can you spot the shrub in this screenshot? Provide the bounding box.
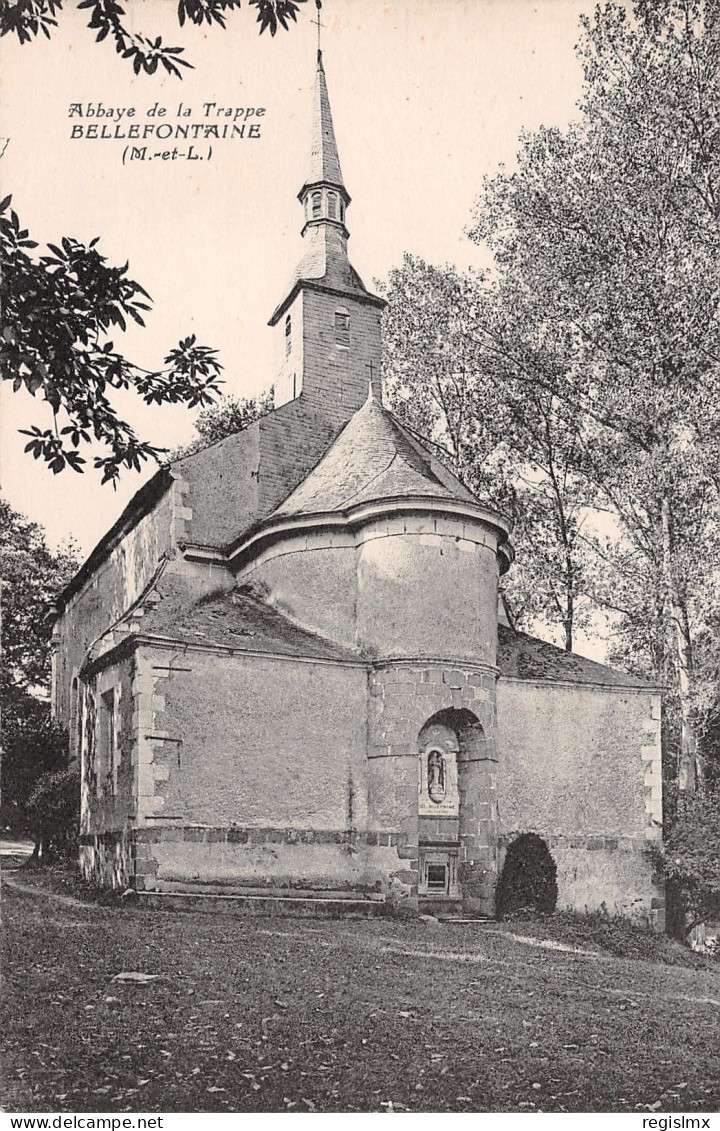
[496,833,558,918]
[26,767,80,861]
[662,789,720,935]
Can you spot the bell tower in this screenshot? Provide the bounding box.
[269,50,386,429]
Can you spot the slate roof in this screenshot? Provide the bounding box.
[302,50,346,194]
[287,231,377,308]
[273,391,485,518]
[128,576,362,663]
[497,624,658,689]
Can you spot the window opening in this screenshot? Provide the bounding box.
[100,688,117,793]
[328,192,337,219]
[335,308,350,347]
[285,314,292,358]
[426,864,447,891]
[311,191,322,218]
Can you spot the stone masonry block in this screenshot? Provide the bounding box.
[388,743,413,758]
[434,517,463,537]
[385,517,405,537]
[443,670,466,688]
[395,869,418,885]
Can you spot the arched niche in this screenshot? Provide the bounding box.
[417,707,497,913]
[417,714,460,817]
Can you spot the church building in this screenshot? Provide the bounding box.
[52,51,665,927]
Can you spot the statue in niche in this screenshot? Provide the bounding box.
[427,749,446,803]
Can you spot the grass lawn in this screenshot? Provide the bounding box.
[2,871,719,1114]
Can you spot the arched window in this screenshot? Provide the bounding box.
[285,314,292,358]
[339,199,345,222]
[311,191,322,218]
[328,192,337,219]
[335,307,350,347]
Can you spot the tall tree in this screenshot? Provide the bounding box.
[382,255,593,652]
[0,502,77,829]
[467,0,720,792]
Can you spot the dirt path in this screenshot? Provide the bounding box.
[2,873,102,911]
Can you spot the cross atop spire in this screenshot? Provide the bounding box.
[311,0,324,55]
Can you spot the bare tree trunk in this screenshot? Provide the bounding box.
[661,495,698,793]
[563,595,573,653]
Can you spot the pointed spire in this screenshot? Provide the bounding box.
[299,49,349,205]
[268,37,386,329]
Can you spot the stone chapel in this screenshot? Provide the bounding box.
[52,51,665,926]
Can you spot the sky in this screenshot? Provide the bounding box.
[1,0,589,559]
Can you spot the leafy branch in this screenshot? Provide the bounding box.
[0,0,307,77]
[1,195,223,484]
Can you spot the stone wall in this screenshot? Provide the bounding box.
[356,516,499,662]
[135,645,368,829]
[128,644,421,898]
[79,655,137,835]
[239,513,501,661]
[299,289,382,426]
[496,678,664,927]
[79,829,136,890]
[134,826,407,901]
[78,653,138,889]
[54,480,177,738]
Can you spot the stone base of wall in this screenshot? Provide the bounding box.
[80,825,663,928]
[82,825,419,913]
[499,832,665,932]
[79,829,135,890]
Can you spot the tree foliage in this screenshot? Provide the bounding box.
[0,501,77,831]
[1,703,68,834]
[384,1,720,794]
[0,0,308,76]
[0,500,77,694]
[663,790,720,933]
[468,0,720,793]
[26,766,80,860]
[1,197,224,483]
[382,255,594,652]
